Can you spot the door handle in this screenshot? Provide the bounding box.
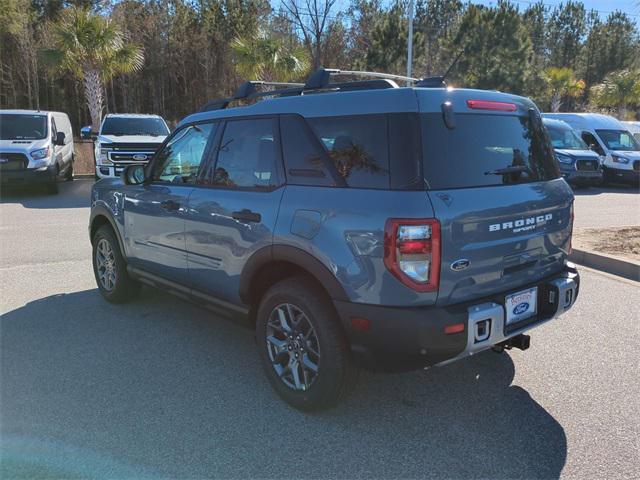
[232,209,261,223]
[160,200,180,212]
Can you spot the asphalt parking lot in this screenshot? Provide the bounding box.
[1,180,639,479]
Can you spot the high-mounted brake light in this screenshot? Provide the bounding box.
[466,100,517,112]
[384,219,441,292]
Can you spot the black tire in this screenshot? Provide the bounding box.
[92,225,141,303]
[256,275,357,411]
[65,156,74,181]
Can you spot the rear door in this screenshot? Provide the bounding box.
[420,108,573,306]
[185,117,285,305]
[123,122,217,285]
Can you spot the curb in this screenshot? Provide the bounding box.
[569,248,640,282]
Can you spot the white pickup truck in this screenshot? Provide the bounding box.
[82,113,170,179]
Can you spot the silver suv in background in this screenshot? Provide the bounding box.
[0,109,74,194]
[82,113,170,179]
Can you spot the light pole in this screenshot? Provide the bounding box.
[406,0,415,83]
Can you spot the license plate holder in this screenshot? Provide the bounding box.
[505,287,538,325]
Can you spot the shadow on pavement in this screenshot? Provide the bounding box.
[0,178,93,209]
[1,288,567,479]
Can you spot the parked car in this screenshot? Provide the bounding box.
[622,121,640,142]
[543,118,602,187]
[0,109,74,193]
[81,113,170,179]
[89,69,580,410]
[543,113,640,186]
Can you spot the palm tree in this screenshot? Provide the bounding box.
[41,7,144,131]
[544,67,585,112]
[590,70,640,119]
[231,33,309,83]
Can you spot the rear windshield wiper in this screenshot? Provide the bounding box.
[485,165,529,176]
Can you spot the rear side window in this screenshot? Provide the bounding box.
[308,115,390,189]
[421,113,559,189]
[280,115,338,187]
[208,118,281,189]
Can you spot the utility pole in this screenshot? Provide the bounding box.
[406,0,415,84]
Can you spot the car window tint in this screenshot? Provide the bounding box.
[422,113,559,189]
[307,115,390,189]
[280,115,337,187]
[153,123,216,183]
[210,118,280,189]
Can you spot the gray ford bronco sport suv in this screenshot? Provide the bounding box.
[89,69,580,410]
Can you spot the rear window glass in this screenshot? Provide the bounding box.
[421,113,559,189]
[308,115,390,189]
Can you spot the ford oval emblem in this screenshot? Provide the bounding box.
[450,259,470,271]
[132,154,148,161]
[513,302,530,315]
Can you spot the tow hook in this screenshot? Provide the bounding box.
[494,334,531,352]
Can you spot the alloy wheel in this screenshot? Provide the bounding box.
[266,303,321,391]
[95,238,117,292]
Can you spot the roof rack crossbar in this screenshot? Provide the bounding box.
[304,68,418,89]
[199,68,406,112]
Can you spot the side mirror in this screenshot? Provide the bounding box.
[80,126,94,140]
[54,131,66,146]
[122,164,146,185]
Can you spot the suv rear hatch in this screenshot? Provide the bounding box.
[418,93,573,306]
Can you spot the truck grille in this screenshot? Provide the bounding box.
[107,143,163,165]
[0,153,28,171]
[576,159,599,171]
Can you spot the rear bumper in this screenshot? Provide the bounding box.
[0,165,56,185]
[334,263,580,372]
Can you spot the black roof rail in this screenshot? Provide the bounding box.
[200,80,305,112]
[305,68,418,89]
[199,69,411,112]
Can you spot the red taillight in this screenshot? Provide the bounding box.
[384,218,441,292]
[466,100,517,112]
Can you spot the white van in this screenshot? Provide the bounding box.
[542,113,639,186]
[0,110,75,194]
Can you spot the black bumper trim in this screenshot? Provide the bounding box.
[333,263,580,372]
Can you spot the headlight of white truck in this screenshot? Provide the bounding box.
[97,147,113,165]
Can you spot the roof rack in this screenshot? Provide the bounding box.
[199,68,426,112]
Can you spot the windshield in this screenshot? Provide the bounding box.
[546,124,589,150]
[596,129,640,151]
[0,114,48,140]
[101,117,169,136]
[422,113,559,189]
